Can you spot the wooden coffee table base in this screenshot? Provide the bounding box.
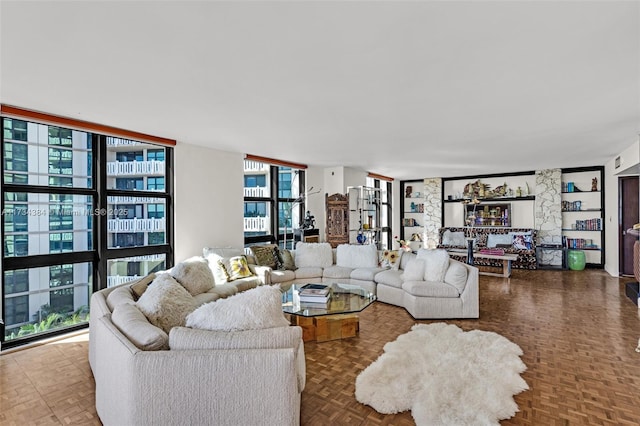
[286,314,359,342]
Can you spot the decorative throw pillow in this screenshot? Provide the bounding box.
[486,233,513,248]
[441,230,466,247]
[203,247,244,285]
[185,285,290,331]
[280,249,296,271]
[416,248,450,282]
[250,245,281,269]
[130,272,157,300]
[136,273,196,333]
[403,259,426,281]
[169,256,215,296]
[217,255,254,281]
[512,234,533,250]
[380,249,403,270]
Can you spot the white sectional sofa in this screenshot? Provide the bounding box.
[253,242,479,320]
[375,250,479,319]
[89,257,305,426]
[264,242,385,295]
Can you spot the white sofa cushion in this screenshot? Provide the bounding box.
[444,261,469,293]
[323,265,353,279]
[169,326,300,351]
[185,285,289,331]
[269,269,296,284]
[374,269,404,288]
[111,303,169,351]
[351,267,385,282]
[336,244,378,268]
[295,242,333,268]
[403,259,425,281]
[295,267,324,279]
[402,281,460,298]
[193,292,220,306]
[106,285,136,310]
[170,256,215,296]
[416,248,450,282]
[136,273,197,333]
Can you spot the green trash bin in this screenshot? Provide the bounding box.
[567,250,586,270]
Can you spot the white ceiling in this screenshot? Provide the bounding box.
[1,1,639,180]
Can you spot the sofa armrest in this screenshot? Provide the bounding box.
[457,260,479,318]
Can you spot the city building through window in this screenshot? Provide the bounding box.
[1,114,174,349]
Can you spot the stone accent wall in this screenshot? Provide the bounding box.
[423,178,442,249]
[535,169,562,265]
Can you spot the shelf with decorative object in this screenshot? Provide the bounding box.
[347,186,381,248]
[400,179,425,246]
[561,166,605,268]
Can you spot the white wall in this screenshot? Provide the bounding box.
[604,139,640,276]
[305,165,325,242]
[173,143,244,263]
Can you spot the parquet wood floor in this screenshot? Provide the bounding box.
[2,269,640,425]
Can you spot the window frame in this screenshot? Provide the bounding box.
[1,115,175,349]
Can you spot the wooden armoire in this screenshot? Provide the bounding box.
[325,193,349,247]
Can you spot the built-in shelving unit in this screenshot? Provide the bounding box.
[347,186,382,248]
[442,171,537,229]
[400,180,425,249]
[561,166,605,268]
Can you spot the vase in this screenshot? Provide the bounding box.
[466,238,474,265]
[357,232,367,244]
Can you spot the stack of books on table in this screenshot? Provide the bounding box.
[298,284,330,304]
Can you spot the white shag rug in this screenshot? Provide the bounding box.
[355,323,529,425]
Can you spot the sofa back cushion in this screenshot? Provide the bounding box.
[403,259,425,281]
[111,303,169,351]
[295,242,333,268]
[170,256,215,296]
[416,248,450,282]
[336,243,378,268]
[106,285,136,311]
[444,261,469,294]
[136,273,196,333]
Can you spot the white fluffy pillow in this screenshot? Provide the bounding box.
[295,242,333,268]
[185,285,290,331]
[403,259,425,281]
[336,243,378,268]
[136,273,197,333]
[170,256,215,295]
[416,249,450,282]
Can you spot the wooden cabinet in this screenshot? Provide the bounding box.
[561,166,604,268]
[325,193,349,248]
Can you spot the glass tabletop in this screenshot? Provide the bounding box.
[281,283,376,317]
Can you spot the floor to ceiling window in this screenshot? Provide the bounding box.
[243,155,306,250]
[366,174,393,250]
[1,107,174,349]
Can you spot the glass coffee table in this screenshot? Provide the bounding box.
[281,283,376,342]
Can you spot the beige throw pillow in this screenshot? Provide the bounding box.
[136,273,196,333]
[170,256,215,296]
